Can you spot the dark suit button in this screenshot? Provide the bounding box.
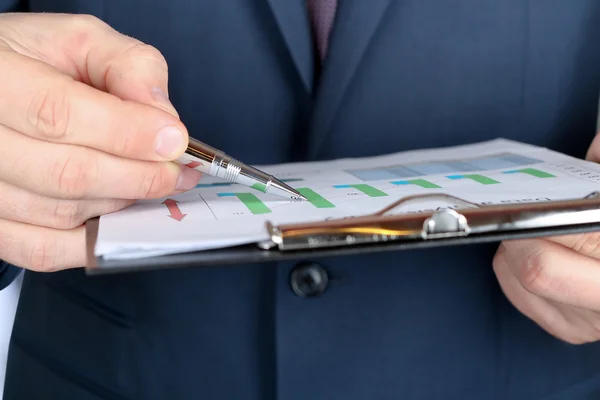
[290,262,328,297]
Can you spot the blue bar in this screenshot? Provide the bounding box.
[196,182,234,188]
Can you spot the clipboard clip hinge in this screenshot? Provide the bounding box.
[375,193,475,239]
[421,208,471,239]
[258,222,282,250]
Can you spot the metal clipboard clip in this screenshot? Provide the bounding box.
[258,192,600,251]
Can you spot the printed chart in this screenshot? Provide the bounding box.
[345,153,542,181]
[185,158,563,219]
[95,139,600,260]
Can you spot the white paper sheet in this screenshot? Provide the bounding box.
[95,139,600,260]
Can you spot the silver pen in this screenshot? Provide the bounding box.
[175,137,307,201]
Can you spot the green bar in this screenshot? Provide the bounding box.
[351,184,388,197]
[517,168,555,178]
[297,188,335,208]
[235,193,271,214]
[251,182,267,193]
[464,174,500,185]
[407,179,441,188]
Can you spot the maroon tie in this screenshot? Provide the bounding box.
[306,0,338,61]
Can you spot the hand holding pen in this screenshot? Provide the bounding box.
[0,13,202,272]
[0,13,300,273]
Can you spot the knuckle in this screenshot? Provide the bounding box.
[17,191,40,217]
[137,167,172,198]
[125,42,167,66]
[27,85,71,139]
[518,249,553,296]
[560,332,591,345]
[111,124,139,156]
[51,154,93,198]
[590,318,600,336]
[67,13,107,31]
[52,200,86,229]
[571,232,600,257]
[61,15,108,56]
[537,315,589,345]
[21,237,58,272]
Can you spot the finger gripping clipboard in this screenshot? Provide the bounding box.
[85,192,600,275]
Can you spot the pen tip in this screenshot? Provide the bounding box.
[270,179,307,201]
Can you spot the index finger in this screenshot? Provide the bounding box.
[502,238,600,311]
[545,232,600,260]
[0,13,178,116]
[0,48,188,161]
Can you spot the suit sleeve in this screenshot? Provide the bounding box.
[0,260,22,291]
[0,0,27,12]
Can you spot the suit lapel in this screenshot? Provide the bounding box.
[308,0,394,159]
[266,0,315,93]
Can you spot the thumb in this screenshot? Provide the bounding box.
[0,13,178,117]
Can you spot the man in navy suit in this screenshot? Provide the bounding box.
[2,1,600,399]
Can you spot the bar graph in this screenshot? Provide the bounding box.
[147,142,600,232]
[391,179,441,189]
[217,193,272,214]
[333,184,388,197]
[503,168,555,178]
[346,153,542,181]
[197,153,561,221]
[446,174,500,185]
[296,188,335,208]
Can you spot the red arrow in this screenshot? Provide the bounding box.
[185,161,203,169]
[162,199,186,221]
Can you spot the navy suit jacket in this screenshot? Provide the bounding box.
[3,1,600,399]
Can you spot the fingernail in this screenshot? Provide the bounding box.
[152,87,179,118]
[155,127,185,158]
[176,165,203,191]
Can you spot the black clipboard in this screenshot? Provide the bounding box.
[84,191,600,275]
